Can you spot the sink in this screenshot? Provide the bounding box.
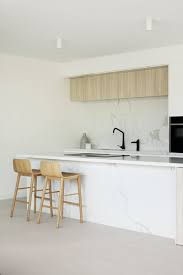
[65,153,130,158]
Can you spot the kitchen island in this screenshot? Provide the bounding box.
[17,152,183,245]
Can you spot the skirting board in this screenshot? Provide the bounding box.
[0,193,25,200]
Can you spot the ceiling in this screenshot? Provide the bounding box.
[0,0,183,62]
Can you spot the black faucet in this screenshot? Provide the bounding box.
[113,128,125,150]
[131,139,140,151]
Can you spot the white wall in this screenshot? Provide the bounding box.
[59,44,183,77]
[0,54,79,199]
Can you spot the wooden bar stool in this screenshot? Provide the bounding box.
[10,159,42,221]
[37,160,83,228]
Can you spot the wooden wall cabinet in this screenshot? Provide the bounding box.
[70,66,168,101]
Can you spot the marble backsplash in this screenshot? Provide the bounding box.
[78,96,168,152]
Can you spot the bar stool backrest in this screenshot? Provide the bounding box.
[13,159,32,174]
[40,161,62,178]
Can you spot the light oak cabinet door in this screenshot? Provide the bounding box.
[70,76,88,101]
[70,72,119,101]
[100,72,119,100]
[130,66,168,98]
[118,70,137,98]
[155,66,168,96]
[70,75,102,101]
[70,66,168,101]
[136,68,156,98]
[86,75,102,101]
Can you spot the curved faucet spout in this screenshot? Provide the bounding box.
[113,128,125,150]
[113,128,124,134]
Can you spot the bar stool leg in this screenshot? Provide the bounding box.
[34,176,37,214]
[77,175,83,223]
[10,174,21,217]
[48,179,53,217]
[61,180,65,219]
[27,175,34,221]
[57,178,64,228]
[37,177,47,224]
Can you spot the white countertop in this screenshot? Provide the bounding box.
[64,148,183,158]
[64,148,170,157]
[16,152,183,168]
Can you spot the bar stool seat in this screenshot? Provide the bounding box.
[19,169,41,177]
[37,161,83,228]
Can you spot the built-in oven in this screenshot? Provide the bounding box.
[170,116,183,153]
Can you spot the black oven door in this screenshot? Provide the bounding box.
[170,124,183,153]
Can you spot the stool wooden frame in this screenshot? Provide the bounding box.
[37,160,83,228]
[10,159,49,221]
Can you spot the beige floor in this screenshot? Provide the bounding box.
[0,200,183,275]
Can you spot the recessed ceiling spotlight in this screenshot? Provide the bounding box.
[146,16,153,31]
[56,36,63,49]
